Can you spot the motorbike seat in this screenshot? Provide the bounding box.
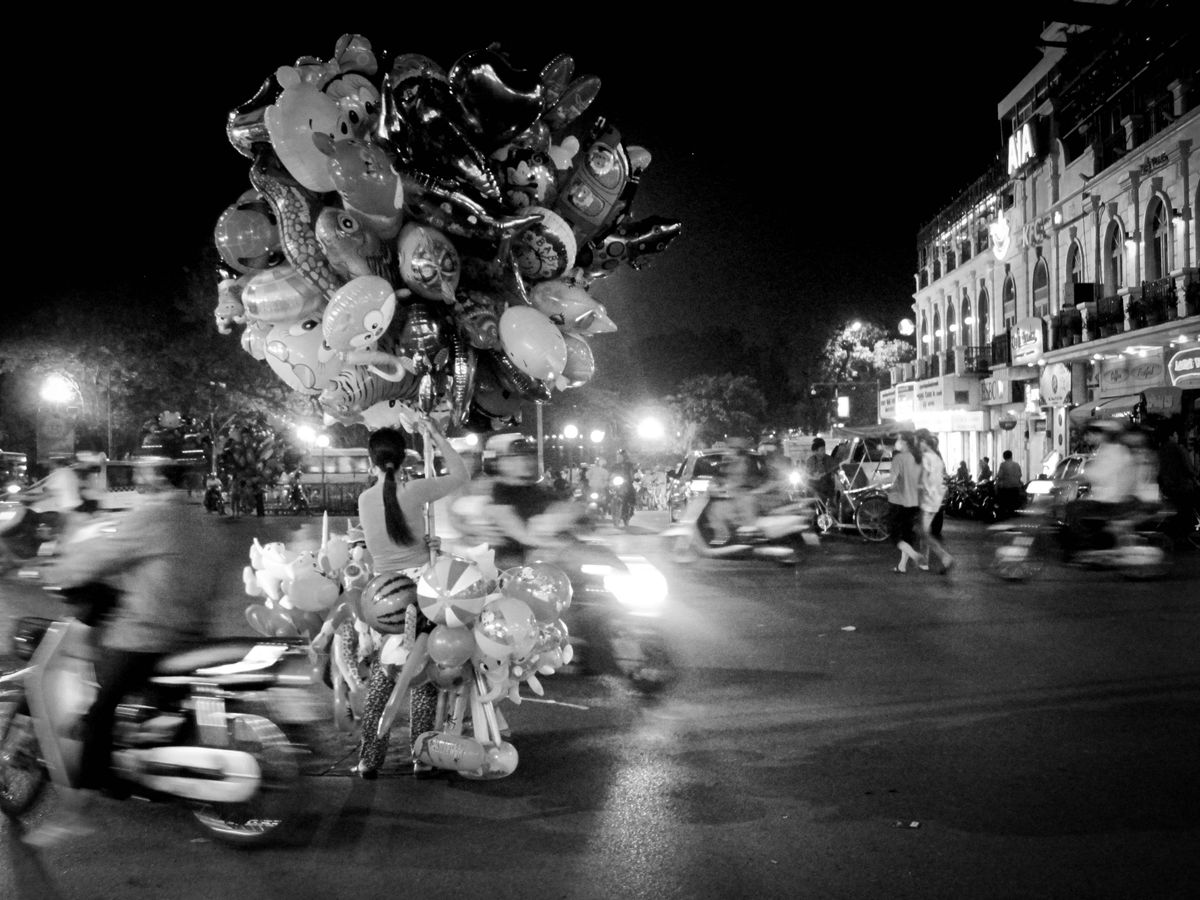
[153,640,280,676]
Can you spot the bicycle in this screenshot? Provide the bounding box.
[808,471,891,542]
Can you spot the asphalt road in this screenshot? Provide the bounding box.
[1,506,1198,900]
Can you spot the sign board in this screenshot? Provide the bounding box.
[1097,350,1165,399]
[894,383,915,421]
[1007,122,1037,175]
[980,377,1009,405]
[916,378,943,411]
[1038,363,1072,406]
[878,388,897,421]
[1167,346,1200,387]
[1010,318,1045,366]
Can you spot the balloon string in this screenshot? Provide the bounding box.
[424,429,437,566]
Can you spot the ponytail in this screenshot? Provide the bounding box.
[381,462,414,545]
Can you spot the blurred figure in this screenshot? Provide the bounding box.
[26,461,219,847]
[916,430,954,574]
[804,438,838,508]
[978,457,993,482]
[707,441,758,545]
[887,433,923,573]
[612,449,637,521]
[1155,424,1197,545]
[586,456,610,498]
[754,441,795,514]
[954,460,970,482]
[1063,420,1136,554]
[33,455,84,542]
[995,451,1024,518]
[354,420,468,779]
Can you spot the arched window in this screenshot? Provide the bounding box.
[946,247,956,271]
[978,287,990,345]
[961,290,973,347]
[933,259,942,280]
[933,307,942,354]
[1147,199,1169,281]
[920,314,929,355]
[1067,240,1085,285]
[1002,274,1017,328]
[1032,257,1050,314]
[1104,221,1125,292]
[946,301,956,351]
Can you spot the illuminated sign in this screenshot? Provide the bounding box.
[1097,350,1165,398]
[1038,363,1072,406]
[989,210,1012,261]
[917,378,944,411]
[980,378,1008,404]
[879,388,897,420]
[1010,318,1045,365]
[1167,346,1200,387]
[1007,122,1037,175]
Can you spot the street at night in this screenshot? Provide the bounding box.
[3,510,1197,899]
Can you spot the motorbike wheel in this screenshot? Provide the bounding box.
[608,625,678,695]
[1119,533,1173,581]
[0,703,47,817]
[190,713,302,846]
[854,495,891,542]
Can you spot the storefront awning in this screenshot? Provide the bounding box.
[1068,394,1143,424]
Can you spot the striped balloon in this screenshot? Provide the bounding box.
[417,555,491,627]
[359,572,418,634]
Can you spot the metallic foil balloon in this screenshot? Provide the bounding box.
[540,54,575,107]
[319,364,420,422]
[471,352,527,419]
[510,206,577,281]
[543,75,602,131]
[314,207,397,282]
[321,276,398,352]
[577,214,683,278]
[499,306,566,383]
[559,332,595,388]
[498,147,558,211]
[552,120,631,243]
[397,303,445,357]
[400,171,542,242]
[450,332,477,427]
[213,190,282,274]
[264,316,342,395]
[226,78,279,159]
[264,71,343,193]
[397,223,461,302]
[453,292,502,349]
[448,48,546,151]
[527,279,617,334]
[241,264,325,324]
[315,135,402,231]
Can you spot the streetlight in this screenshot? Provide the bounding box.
[38,372,81,464]
[40,373,78,405]
[636,417,665,441]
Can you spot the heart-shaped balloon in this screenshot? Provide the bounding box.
[449,48,546,151]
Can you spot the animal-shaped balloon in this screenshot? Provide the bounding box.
[527,279,616,334]
[213,276,247,335]
[264,68,345,193]
[241,264,325,325]
[397,223,461,302]
[453,292,502,350]
[324,73,381,140]
[240,319,272,360]
[510,207,576,281]
[314,135,403,238]
[315,208,397,282]
[264,316,341,395]
[321,276,398,353]
[558,332,595,388]
[319,364,420,421]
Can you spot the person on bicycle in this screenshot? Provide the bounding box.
[804,439,838,508]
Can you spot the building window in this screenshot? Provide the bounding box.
[946,302,956,351]
[1002,273,1017,326]
[978,287,990,343]
[960,291,973,347]
[1104,222,1124,293]
[933,259,942,280]
[1148,199,1169,281]
[1068,240,1085,284]
[946,248,956,271]
[933,308,942,354]
[1032,258,1050,315]
[920,315,929,355]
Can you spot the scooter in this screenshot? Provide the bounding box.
[989,504,1174,582]
[607,475,635,528]
[663,489,818,565]
[0,583,324,846]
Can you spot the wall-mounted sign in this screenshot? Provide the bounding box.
[981,377,1009,404]
[879,388,897,420]
[1038,363,1072,406]
[1010,318,1045,365]
[1143,386,1183,415]
[895,383,916,420]
[917,378,944,411]
[989,210,1013,261]
[1167,346,1200,387]
[1007,122,1037,175]
[1097,350,1165,398]
[1138,153,1170,176]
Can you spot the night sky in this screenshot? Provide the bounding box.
[16,13,1049,388]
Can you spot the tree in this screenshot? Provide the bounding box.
[667,374,767,450]
[218,411,303,495]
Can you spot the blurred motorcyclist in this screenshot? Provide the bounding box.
[706,441,758,545]
[753,441,795,515]
[27,460,219,847]
[1063,420,1137,554]
[612,449,638,521]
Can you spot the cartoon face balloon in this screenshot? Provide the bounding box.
[397,223,461,301]
[510,207,576,281]
[315,208,394,281]
[315,135,403,224]
[324,73,381,139]
[214,190,282,274]
[499,306,567,382]
[264,70,343,193]
[322,276,397,352]
[498,147,558,210]
[528,279,616,334]
[264,317,341,395]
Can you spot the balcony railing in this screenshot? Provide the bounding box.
[1097,294,1125,337]
[990,332,1011,367]
[962,346,992,374]
[1136,276,1177,326]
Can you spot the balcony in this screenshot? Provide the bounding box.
[1136,276,1177,326]
[960,346,992,375]
[1097,294,1125,338]
[990,332,1011,368]
[1052,306,1084,349]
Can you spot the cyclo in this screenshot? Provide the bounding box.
[801,422,906,543]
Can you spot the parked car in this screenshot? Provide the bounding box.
[1024,453,1094,514]
[666,448,769,522]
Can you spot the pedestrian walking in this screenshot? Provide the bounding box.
[887,433,923,573]
[995,451,1024,518]
[916,430,954,574]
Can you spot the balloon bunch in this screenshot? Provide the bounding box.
[215,34,681,431]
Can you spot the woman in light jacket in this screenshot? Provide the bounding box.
[887,433,923,573]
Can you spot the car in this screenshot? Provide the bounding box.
[665,448,769,522]
[1024,453,1094,514]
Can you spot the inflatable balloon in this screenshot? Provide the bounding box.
[315,134,403,234]
[397,223,461,301]
[214,190,282,274]
[559,332,595,388]
[473,595,538,662]
[315,208,397,282]
[264,317,341,395]
[499,563,573,622]
[264,69,343,193]
[359,571,418,634]
[417,555,491,627]
[241,264,325,325]
[499,306,567,382]
[510,207,576,281]
[426,624,477,667]
[322,276,398,352]
[528,279,616,334]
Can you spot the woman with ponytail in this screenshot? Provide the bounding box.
[354,417,469,778]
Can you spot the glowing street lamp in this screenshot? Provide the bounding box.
[563,424,579,440]
[636,417,665,441]
[589,428,605,445]
[40,373,79,405]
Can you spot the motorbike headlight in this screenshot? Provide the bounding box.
[611,475,625,487]
[603,557,668,617]
[5,483,20,495]
[788,471,802,486]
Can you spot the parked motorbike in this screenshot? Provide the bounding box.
[0,583,323,845]
[945,477,997,523]
[989,503,1174,581]
[203,484,227,515]
[663,490,818,565]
